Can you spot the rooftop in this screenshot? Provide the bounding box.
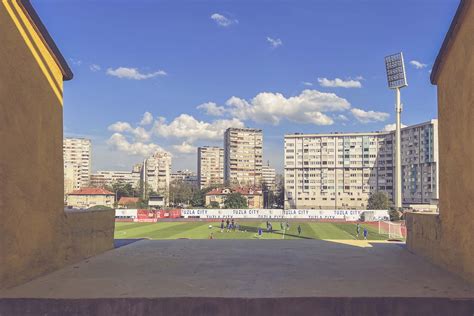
[68,187,114,196]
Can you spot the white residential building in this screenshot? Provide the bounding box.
[197,146,224,189]
[283,120,439,210]
[63,138,91,195]
[262,163,276,191]
[90,168,141,189]
[224,127,263,187]
[400,120,439,205]
[171,169,198,187]
[143,151,172,202]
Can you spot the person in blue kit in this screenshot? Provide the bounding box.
[363,227,368,240]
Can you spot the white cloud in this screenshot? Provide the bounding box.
[172,142,196,154]
[382,123,407,132]
[318,77,362,88]
[106,67,167,80]
[108,121,151,142]
[211,13,238,27]
[107,133,163,156]
[336,114,349,121]
[197,102,226,116]
[302,81,313,86]
[69,58,82,66]
[266,37,283,48]
[140,112,153,125]
[153,114,245,142]
[224,89,350,126]
[351,108,389,123]
[410,60,428,69]
[90,64,101,72]
[108,121,133,133]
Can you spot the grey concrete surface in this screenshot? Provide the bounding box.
[1,240,473,299]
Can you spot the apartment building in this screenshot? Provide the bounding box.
[90,166,141,189]
[284,132,394,210]
[171,169,198,187]
[224,128,263,187]
[284,120,439,210]
[197,146,224,189]
[143,151,172,201]
[262,163,277,191]
[63,138,91,194]
[400,120,439,205]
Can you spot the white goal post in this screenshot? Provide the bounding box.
[378,221,404,240]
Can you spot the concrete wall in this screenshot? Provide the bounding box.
[407,1,474,284]
[0,1,114,289]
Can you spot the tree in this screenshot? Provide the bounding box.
[367,192,390,210]
[223,193,247,209]
[208,201,220,209]
[87,205,113,211]
[191,187,214,207]
[389,209,402,221]
[169,180,197,207]
[106,181,137,200]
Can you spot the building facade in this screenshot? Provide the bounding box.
[224,128,263,187]
[171,169,198,187]
[284,120,439,210]
[400,120,439,205]
[197,146,224,189]
[63,138,91,194]
[262,163,277,191]
[90,169,141,189]
[66,188,115,209]
[143,151,172,202]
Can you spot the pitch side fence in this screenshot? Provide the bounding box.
[115,209,390,222]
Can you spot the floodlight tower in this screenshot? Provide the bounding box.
[384,52,408,210]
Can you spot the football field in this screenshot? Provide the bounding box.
[115,221,390,240]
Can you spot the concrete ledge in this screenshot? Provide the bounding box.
[63,209,115,263]
[406,212,474,284]
[406,212,442,256]
[1,297,473,316]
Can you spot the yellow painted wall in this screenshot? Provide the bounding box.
[407,2,474,284]
[0,1,114,289]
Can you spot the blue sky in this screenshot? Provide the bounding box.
[34,0,458,173]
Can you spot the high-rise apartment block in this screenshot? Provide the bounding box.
[224,128,263,187]
[63,138,91,194]
[197,146,224,189]
[400,120,439,204]
[262,163,276,191]
[143,151,172,201]
[284,120,438,210]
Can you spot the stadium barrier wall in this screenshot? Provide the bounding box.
[180,209,389,221]
[114,209,390,222]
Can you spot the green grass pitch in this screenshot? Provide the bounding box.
[114,221,388,240]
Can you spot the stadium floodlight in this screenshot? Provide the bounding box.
[384,52,408,210]
[385,53,408,89]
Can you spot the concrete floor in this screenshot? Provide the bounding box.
[1,239,473,298]
[1,240,474,315]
